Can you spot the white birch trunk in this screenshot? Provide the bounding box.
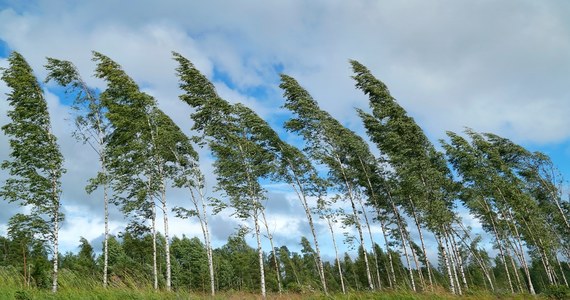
[454,224,495,291]
[152,201,158,290]
[254,211,267,299]
[448,228,468,291]
[52,206,59,293]
[482,198,513,293]
[289,174,327,294]
[444,231,462,295]
[260,209,282,294]
[556,253,569,287]
[358,199,382,289]
[437,234,455,294]
[378,215,395,288]
[160,178,172,291]
[395,210,416,291]
[507,248,524,293]
[334,155,373,290]
[327,216,346,294]
[496,189,535,294]
[409,197,433,289]
[103,173,109,288]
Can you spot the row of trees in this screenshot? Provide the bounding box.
[0,51,568,297]
[3,228,568,293]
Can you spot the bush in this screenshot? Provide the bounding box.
[543,285,570,300]
[14,290,32,300]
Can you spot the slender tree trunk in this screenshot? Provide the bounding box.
[327,216,346,294]
[51,174,60,293]
[406,202,425,289]
[437,234,455,294]
[448,227,468,291]
[508,215,535,294]
[454,224,495,291]
[260,209,282,294]
[334,155,373,290]
[160,177,172,291]
[196,183,216,297]
[377,213,395,288]
[444,231,462,295]
[52,207,59,293]
[385,193,407,287]
[152,199,158,290]
[518,207,556,285]
[356,157,390,290]
[395,209,416,291]
[556,253,569,287]
[496,188,535,294]
[288,173,327,294]
[481,198,513,293]
[306,210,327,294]
[253,211,267,299]
[405,229,425,289]
[177,156,216,296]
[409,197,433,289]
[358,200,382,290]
[507,248,524,293]
[103,169,109,288]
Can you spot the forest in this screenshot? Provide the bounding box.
[0,50,569,299]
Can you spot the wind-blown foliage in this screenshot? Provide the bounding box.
[0,51,568,299]
[1,52,66,293]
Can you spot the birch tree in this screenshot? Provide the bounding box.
[1,51,66,293]
[280,74,395,290]
[352,60,459,293]
[93,52,185,291]
[44,58,112,287]
[174,52,276,299]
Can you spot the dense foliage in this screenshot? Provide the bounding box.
[0,51,569,298]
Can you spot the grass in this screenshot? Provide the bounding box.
[0,268,549,299]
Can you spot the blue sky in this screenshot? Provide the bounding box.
[0,0,569,261]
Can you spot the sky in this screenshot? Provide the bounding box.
[0,0,569,262]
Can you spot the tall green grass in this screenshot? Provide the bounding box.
[0,267,547,299]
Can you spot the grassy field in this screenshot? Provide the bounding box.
[0,268,556,299]
[0,289,545,300]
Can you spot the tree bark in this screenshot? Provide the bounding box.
[160,177,172,291]
[327,216,346,294]
[448,227,468,291]
[286,162,327,293]
[52,206,59,293]
[334,154,373,290]
[394,206,416,291]
[453,224,494,291]
[152,195,158,290]
[556,253,569,287]
[103,168,109,288]
[481,197,513,293]
[358,199,382,290]
[437,234,455,294]
[444,231,462,295]
[409,197,433,289]
[260,209,282,294]
[253,212,267,299]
